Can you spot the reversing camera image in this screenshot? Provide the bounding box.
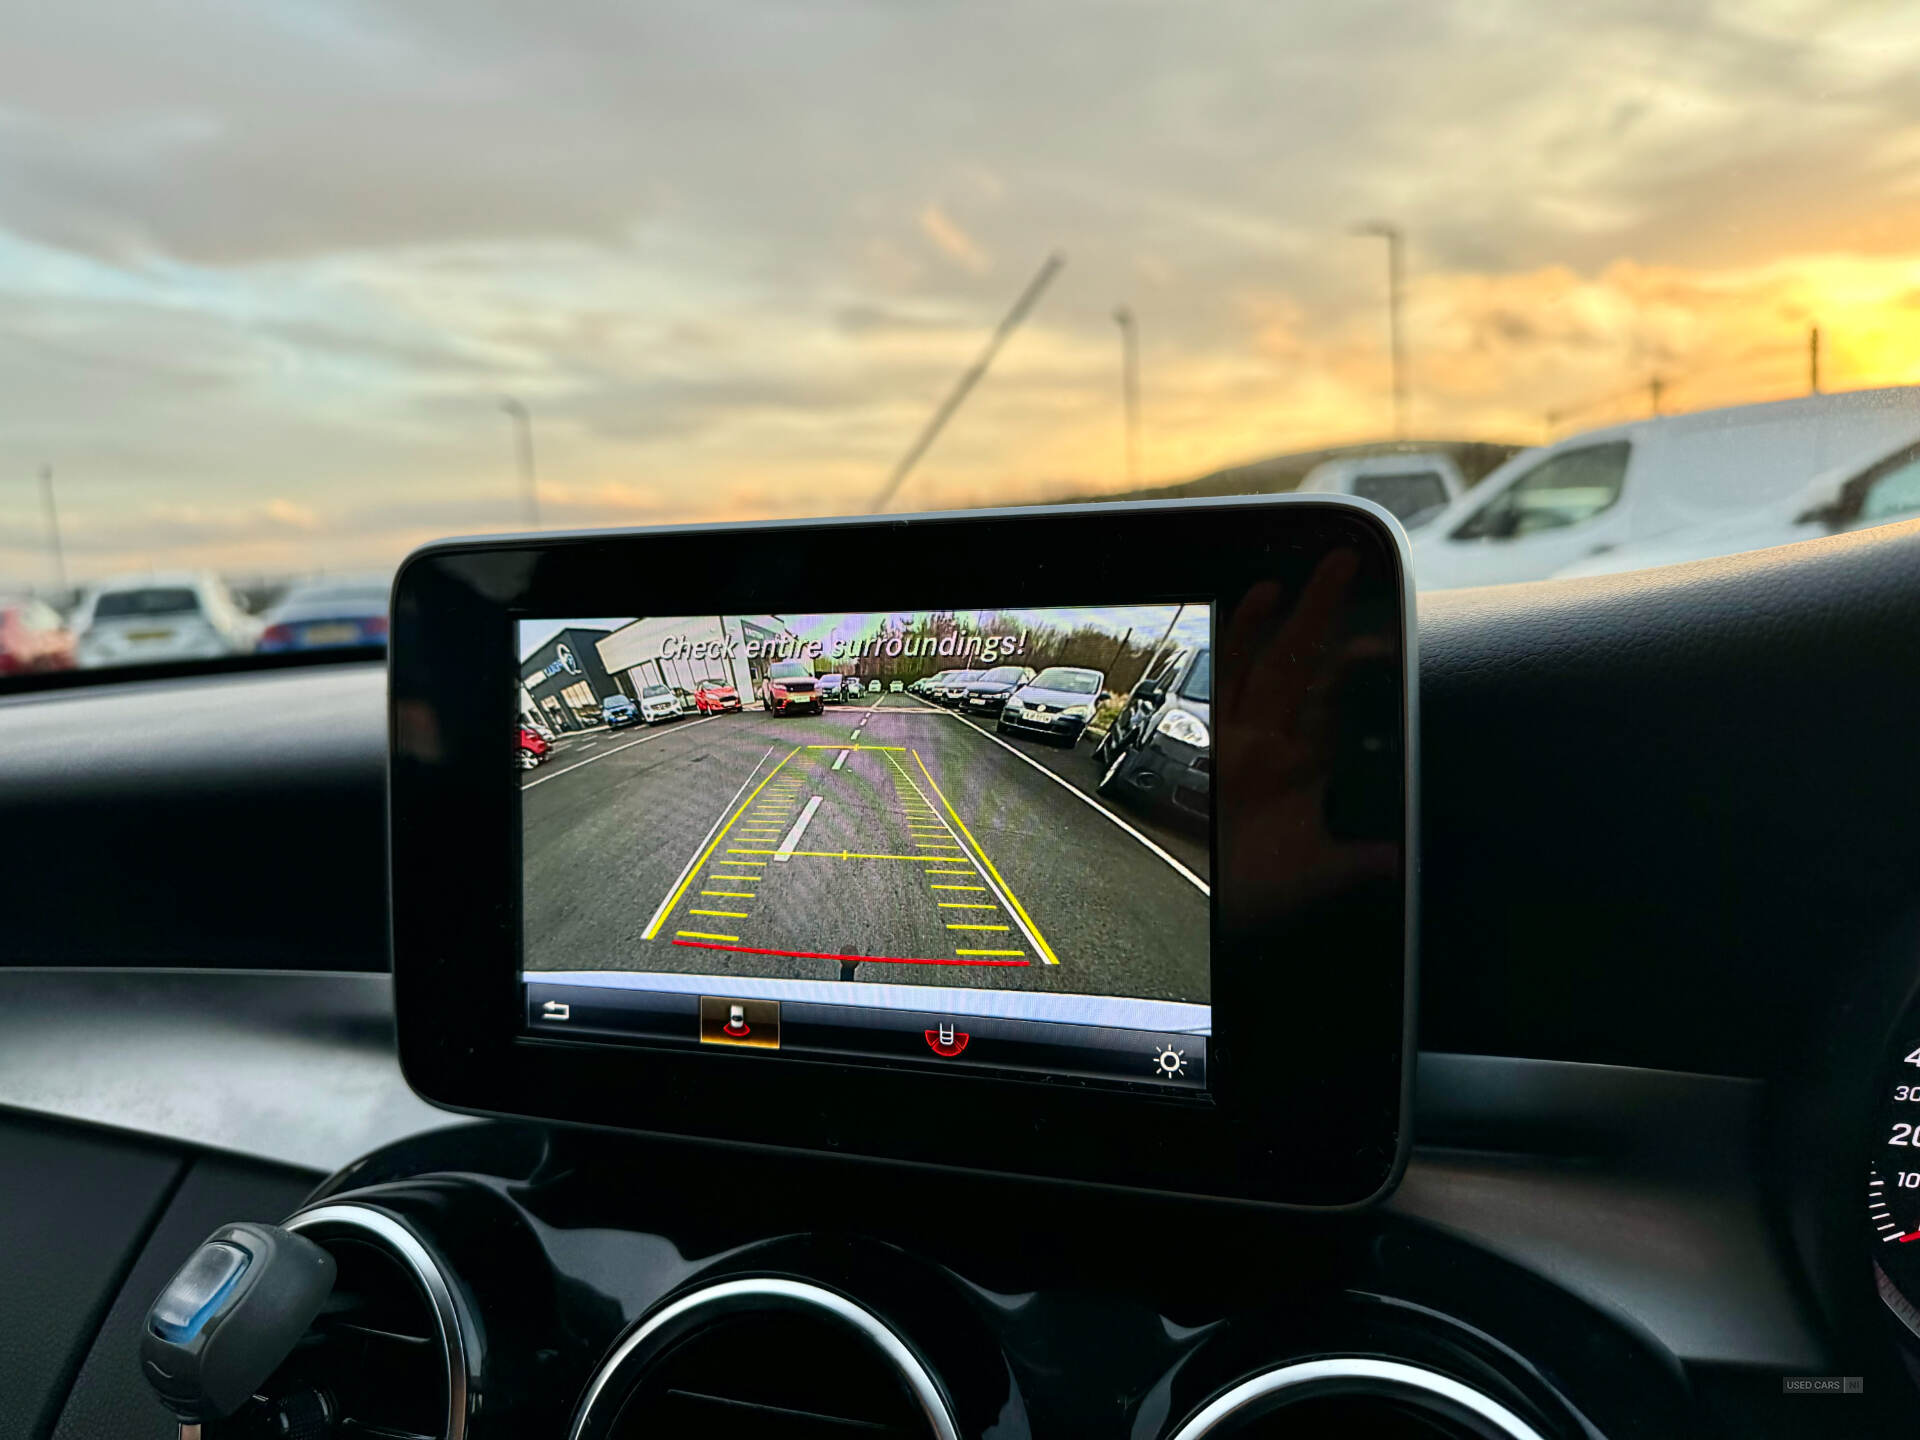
[517,606,1210,1006]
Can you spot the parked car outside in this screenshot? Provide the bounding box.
[1553,430,1920,579]
[693,678,743,713]
[960,664,1038,716]
[517,725,551,771]
[1297,452,1465,531]
[889,679,904,692]
[998,666,1107,745]
[818,673,846,703]
[638,683,680,724]
[0,598,77,675]
[257,575,390,651]
[73,571,262,668]
[602,693,640,729]
[1091,646,1210,822]
[760,658,822,715]
[1411,387,1920,590]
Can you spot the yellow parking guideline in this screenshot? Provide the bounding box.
[957,949,1025,957]
[938,902,997,909]
[644,745,802,940]
[947,923,1010,931]
[804,744,904,750]
[678,931,740,942]
[691,910,750,919]
[930,884,988,891]
[701,891,756,898]
[911,748,1059,966]
[726,847,964,862]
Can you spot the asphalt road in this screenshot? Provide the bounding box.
[521,694,1209,1003]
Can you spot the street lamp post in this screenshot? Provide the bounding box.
[1113,306,1140,488]
[499,397,540,528]
[38,465,67,594]
[1353,221,1408,438]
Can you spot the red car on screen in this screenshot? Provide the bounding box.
[693,678,742,714]
[0,598,77,675]
[517,725,551,771]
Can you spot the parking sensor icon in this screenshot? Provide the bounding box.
[926,1024,970,1058]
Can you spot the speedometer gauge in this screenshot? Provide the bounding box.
[1869,1036,1920,1337]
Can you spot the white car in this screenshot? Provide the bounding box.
[73,571,262,668]
[1297,452,1464,531]
[1411,387,1920,590]
[637,683,680,724]
[1554,431,1920,580]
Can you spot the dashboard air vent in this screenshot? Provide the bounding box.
[1168,1359,1551,1440]
[284,1204,467,1440]
[572,1278,957,1440]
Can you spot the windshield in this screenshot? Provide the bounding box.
[768,660,814,681]
[1032,668,1100,695]
[93,589,200,621]
[978,666,1024,684]
[639,685,668,699]
[7,6,1918,683]
[1178,651,1212,705]
[700,678,729,689]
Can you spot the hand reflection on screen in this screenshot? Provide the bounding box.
[1219,549,1400,925]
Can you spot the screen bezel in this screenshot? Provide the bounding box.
[389,496,1417,1208]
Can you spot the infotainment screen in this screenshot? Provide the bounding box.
[389,497,1414,1207]
[519,604,1213,1093]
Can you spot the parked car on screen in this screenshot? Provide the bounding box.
[933,669,982,705]
[1411,387,1920,590]
[0,598,76,675]
[602,693,640,729]
[256,575,389,652]
[693,678,743,713]
[1092,646,1210,822]
[1297,453,1465,531]
[889,679,904,692]
[73,571,262,668]
[517,725,551,771]
[760,658,822,715]
[524,718,555,743]
[998,666,1108,745]
[960,664,1038,715]
[638,683,680,724]
[1552,430,1920,579]
[818,673,846,702]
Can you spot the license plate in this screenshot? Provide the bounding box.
[302,623,359,645]
[127,629,173,642]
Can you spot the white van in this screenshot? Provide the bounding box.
[1553,428,1920,579]
[1409,387,1920,590]
[1296,452,1465,531]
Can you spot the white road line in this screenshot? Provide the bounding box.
[831,748,850,771]
[774,795,824,862]
[850,729,863,741]
[929,707,1209,896]
[521,712,728,789]
[640,746,775,937]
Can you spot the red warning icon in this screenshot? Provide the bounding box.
[925,1023,969,1058]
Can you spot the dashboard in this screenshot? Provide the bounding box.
[5,515,1920,1437]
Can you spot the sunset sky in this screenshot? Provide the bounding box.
[4,0,1920,585]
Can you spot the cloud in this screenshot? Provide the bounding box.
[917,205,991,275]
[3,0,1920,585]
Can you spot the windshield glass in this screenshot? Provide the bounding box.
[7,5,1918,682]
[768,660,813,680]
[639,685,668,698]
[1179,651,1212,704]
[1032,668,1100,694]
[978,666,1024,684]
[93,589,200,621]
